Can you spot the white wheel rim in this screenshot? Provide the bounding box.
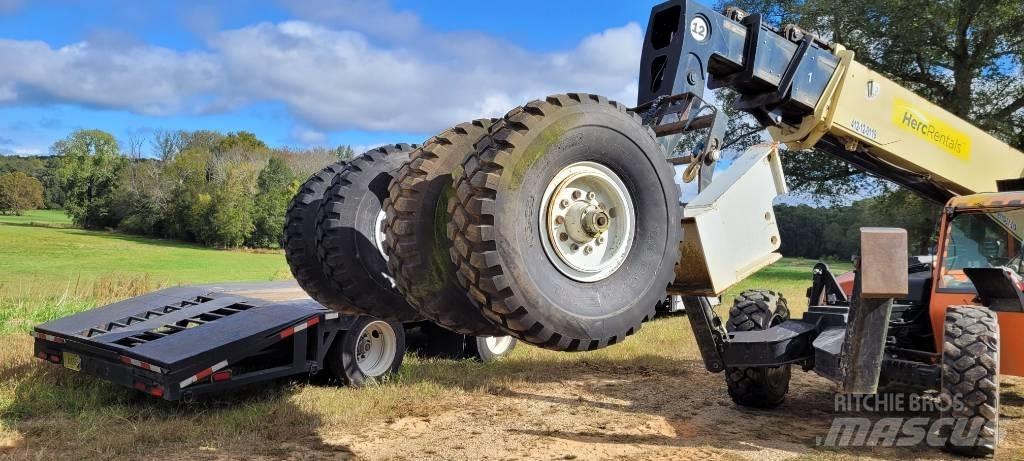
[355,320,397,377]
[482,336,514,355]
[373,209,388,260]
[373,209,397,288]
[539,162,635,282]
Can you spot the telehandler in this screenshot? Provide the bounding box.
[284,0,1024,456]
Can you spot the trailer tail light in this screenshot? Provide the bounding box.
[212,370,232,382]
[48,354,61,363]
[149,386,164,398]
[37,352,47,360]
[30,331,66,344]
[134,381,147,391]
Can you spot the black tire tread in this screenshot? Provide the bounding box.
[446,93,677,351]
[725,289,791,409]
[383,119,504,336]
[941,305,999,458]
[284,161,354,310]
[316,144,421,321]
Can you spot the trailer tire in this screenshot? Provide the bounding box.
[328,317,405,387]
[383,120,504,336]
[284,162,357,311]
[317,145,422,322]
[447,93,680,351]
[941,306,999,458]
[466,336,517,362]
[724,289,791,409]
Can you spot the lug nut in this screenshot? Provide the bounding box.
[587,192,596,200]
[555,216,565,225]
[559,199,570,209]
[559,232,569,242]
[570,243,580,251]
[572,190,582,200]
[596,236,605,245]
[583,246,593,255]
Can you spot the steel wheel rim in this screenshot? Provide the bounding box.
[539,162,635,282]
[355,320,397,377]
[482,336,514,355]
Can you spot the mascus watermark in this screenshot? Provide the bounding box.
[816,393,994,449]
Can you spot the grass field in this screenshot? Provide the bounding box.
[0,210,291,335]
[6,213,1021,459]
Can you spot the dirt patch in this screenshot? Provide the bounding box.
[315,363,1024,460]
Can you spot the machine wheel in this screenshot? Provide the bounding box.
[448,93,680,351]
[327,316,405,387]
[383,120,504,336]
[317,145,422,322]
[724,289,791,409]
[466,336,517,362]
[284,162,357,311]
[941,306,999,458]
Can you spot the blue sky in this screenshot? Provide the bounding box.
[0,0,687,157]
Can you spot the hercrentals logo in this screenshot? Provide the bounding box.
[893,98,971,160]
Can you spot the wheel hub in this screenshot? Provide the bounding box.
[539,162,635,282]
[354,321,396,377]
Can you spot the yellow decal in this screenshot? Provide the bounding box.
[892,98,971,160]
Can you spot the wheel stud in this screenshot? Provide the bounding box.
[559,199,570,209]
[570,243,579,251]
[572,190,582,200]
[583,245,593,255]
[559,232,569,242]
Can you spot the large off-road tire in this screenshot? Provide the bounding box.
[725,289,791,409]
[317,145,422,322]
[941,306,999,458]
[284,162,358,311]
[326,316,405,387]
[447,93,680,351]
[383,120,504,336]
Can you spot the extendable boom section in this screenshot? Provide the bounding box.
[640,0,1024,203]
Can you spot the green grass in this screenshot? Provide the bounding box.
[0,210,290,334]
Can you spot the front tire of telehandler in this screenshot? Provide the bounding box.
[941,305,999,458]
[724,289,791,409]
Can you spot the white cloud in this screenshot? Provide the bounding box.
[0,5,644,136]
[290,125,327,145]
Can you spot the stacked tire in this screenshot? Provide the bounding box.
[286,93,680,354]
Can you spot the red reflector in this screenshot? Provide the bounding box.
[134,381,147,391]
[149,387,164,398]
[212,370,232,382]
[49,354,60,363]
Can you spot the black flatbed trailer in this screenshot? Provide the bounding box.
[32,281,356,401]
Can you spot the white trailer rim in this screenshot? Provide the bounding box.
[482,336,515,356]
[355,320,397,377]
[539,162,635,282]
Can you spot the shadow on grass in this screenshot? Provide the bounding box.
[0,354,354,459]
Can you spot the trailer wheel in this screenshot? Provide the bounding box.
[383,119,504,336]
[724,289,791,409]
[317,145,422,322]
[284,162,357,311]
[328,317,405,387]
[447,93,680,351]
[941,306,999,458]
[466,336,517,362]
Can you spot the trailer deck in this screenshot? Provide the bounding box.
[32,281,355,401]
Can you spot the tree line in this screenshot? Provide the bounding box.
[1,129,353,248]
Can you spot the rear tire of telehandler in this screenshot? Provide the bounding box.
[284,162,357,311]
[447,93,680,351]
[383,119,505,336]
[941,306,999,458]
[316,145,423,322]
[724,289,791,409]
